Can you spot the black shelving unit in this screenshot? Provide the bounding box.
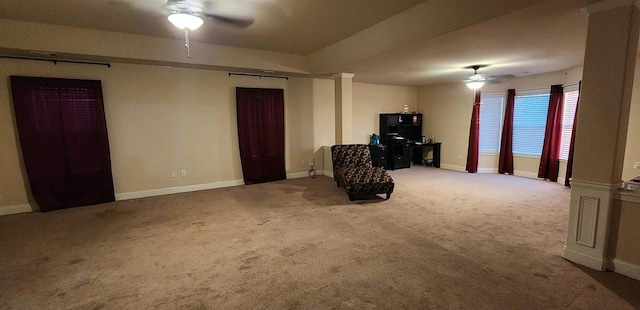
[379,113,423,144]
[379,113,422,170]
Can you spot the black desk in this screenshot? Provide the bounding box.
[411,143,441,168]
[388,143,411,170]
[368,145,388,169]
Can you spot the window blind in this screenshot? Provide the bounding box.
[479,94,504,153]
[513,93,550,156]
[559,88,579,160]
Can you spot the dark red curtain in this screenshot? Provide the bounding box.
[538,84,564,181]
[10,76,114,212]
[236,87,286,185]
[466,90,481,173]
[565,82,581,186]
[498,89,516,174]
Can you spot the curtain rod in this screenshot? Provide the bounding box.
[506,82,581,93]
[0,55,111,67]
[228,72,288,80]
[563,82,581,88]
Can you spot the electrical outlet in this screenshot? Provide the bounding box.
[634,161,640,169]
[170,170,177,178]
[181,169,187,177]
[458,154,462,160]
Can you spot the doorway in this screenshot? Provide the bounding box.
[236,87,286,185]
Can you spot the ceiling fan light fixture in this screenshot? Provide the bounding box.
[466,81,485,90]
[168,12,204,30]
[469,73,484,81]
[465,65,486,90]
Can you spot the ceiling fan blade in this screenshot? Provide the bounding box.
[202,0,256,27]
[206,13,255,27]
[487,74,516,84]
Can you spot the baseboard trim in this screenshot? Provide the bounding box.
[562,246,606,271]
[513,170,539,180]
[440,164,466,172]
[8,173,320,206]
[115,179,245,201]
[0,204,33,216]
[557,177,566,186]
[322,170,334,178]
[609,258,640,281]
[466,167,567,181]
[478,167,498,174]
[286,171,310,179]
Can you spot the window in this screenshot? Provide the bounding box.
[479,93,504,153]
[513,91,550,156]
[559,86,579,160]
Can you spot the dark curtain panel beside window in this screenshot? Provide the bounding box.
[10,76,115,211]
[236,87,286,185]
[498,89,516,174]
[538,84,564,181]
[466,90,481,173]
[565,81,581,186]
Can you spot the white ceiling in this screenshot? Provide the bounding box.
[0,0,426,55]
[0,0,592,86]
[345,0,589,86]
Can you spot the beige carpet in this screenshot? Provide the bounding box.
[1,167,639,309]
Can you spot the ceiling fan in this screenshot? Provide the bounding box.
[136,0,258,58]
[464,65,515,90]
[166,0,256,28]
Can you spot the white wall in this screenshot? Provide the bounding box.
[353,83,418,144]
[418,64,640,184]
[0,58,421,211]
[418,67,584,182]
[0,59,335,210]
[622,63,640,181]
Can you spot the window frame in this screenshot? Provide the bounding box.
[559,85,580,161]
[478,92,505,155]
[512,89,551,157]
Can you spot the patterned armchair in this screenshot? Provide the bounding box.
[331,144,394,201]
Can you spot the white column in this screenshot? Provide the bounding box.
[563,0,640,270]
[334,73,355,144]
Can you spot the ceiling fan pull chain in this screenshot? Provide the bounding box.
[184,28,192,59]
